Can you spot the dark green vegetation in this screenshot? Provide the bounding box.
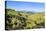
[5,9,45,30]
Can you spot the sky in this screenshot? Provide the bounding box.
[5,0,45,3]
[5,0,45,12]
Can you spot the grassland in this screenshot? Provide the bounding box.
[5,9,45,30]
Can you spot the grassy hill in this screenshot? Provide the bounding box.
[5,9,45,30]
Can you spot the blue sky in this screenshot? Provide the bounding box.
[6,1,45,12]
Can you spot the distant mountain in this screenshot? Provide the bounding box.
[16,10,45,15]
[16,10,34,14]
